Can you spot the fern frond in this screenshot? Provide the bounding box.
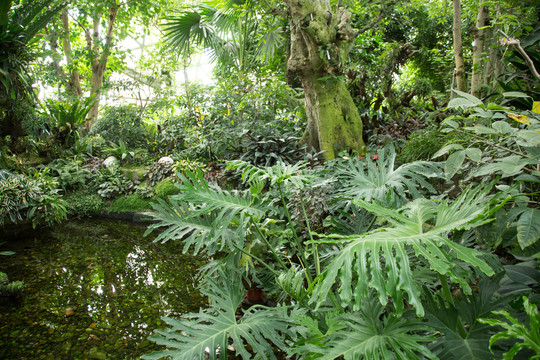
[311,182,497,316]
[335,144,441,205]
[142,270,294,360]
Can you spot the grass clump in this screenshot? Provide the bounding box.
[109,194,153,213]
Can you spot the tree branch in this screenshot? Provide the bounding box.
[499,30,540,81]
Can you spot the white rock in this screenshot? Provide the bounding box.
[158,156,174,165]
[103,156,118,168]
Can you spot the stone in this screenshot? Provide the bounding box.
[157,156,174,165]
[103,156,118,168]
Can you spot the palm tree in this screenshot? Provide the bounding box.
[162,0,281,77]
[0,0,67,139]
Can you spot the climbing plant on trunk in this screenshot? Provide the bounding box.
[283,0,365,159]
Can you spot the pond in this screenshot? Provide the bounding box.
[0,219,206,360]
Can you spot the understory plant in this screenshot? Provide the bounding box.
[0,169,66,227]
[140,145,536,359]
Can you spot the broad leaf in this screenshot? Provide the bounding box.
[310,182,497,316]
[335,144,441,205]
[424,275,508,360]
[517,208,540,249]
[295,298,436,360]
[143,270,294,360]
[445,150,466,179]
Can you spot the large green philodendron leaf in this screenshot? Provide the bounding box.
[294,298,436,360]
[144,199,237,255]
[335,144,441,204]
[144,170,271,255]
[311,182,499,316]
[142,271,293,360]
[424,274,510,360]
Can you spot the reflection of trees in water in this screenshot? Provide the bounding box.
[0,219,205,358]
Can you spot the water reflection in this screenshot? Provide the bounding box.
[0,219,206,359]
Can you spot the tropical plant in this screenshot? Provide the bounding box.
[163,1,280,76]
[142,269,295,360]
[433,91,540,251]
[91,105,147,148]
[332,144,442,207]
[64,191,106,218]
[43,95,95,147]
[141,154,516,359]
[0,0,67,139]
[104,139,135,163]
[479,295,540,359]
[46,158,92,192]
[0,170,66,226]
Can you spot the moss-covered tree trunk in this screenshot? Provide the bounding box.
[284,0,364,159]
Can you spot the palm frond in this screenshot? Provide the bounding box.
[310,182,498,316]
[162,8,218,57]
[142,270,294,360]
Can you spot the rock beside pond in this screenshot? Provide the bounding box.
[103,156,118,168]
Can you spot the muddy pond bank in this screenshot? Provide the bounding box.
[0,219,206,359]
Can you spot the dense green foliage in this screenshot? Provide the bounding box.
[1,0,539,359]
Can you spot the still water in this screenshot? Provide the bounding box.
[0,219,206,359]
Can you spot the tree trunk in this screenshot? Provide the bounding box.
[284,0,365,159]
[452,0,466,92]
[60,9,82,97]
[471,3,488,98]
[86,5,119,129]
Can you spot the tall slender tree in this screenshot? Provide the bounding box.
[471,2,488,97]
[452,0,466,92]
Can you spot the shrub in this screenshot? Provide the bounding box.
[155,179,180,198]
[91,105,148,148]
[400,127,448,162]
[0,170,66,226]
[65,191,106,218]
[109,194,153,213]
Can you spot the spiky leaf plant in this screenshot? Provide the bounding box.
[333,144,441,206]
[142,270,295,360]
[310,181,503,316]
[294,297,437,360]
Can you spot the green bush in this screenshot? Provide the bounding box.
[0,170,66,226]
[65,191,106,218]
[91,105,148,148]
[109,194,152,213]
[155,179,180,198]
[400,127,448,162]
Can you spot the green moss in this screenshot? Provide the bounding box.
[155,179,180,198]
[109,194,152,213]
[65,192,107,218]
[121,166,147,181]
